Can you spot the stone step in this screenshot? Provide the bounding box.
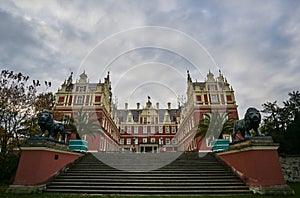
[58,171,237,178]
[66,169,229,172]
[67,169,229,172]
[45,152,251,195]
[52,178,242,183]
[46,188,251,195]
[55,175,240,180]
[47,185,249,190]
[49,181,246,186]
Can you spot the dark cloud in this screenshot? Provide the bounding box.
[0,0,299,116]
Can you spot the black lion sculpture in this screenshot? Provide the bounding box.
[37,110,66,142]
[232,107,263,141]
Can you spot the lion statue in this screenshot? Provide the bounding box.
[37,110,66,142]
[232,107,263,141]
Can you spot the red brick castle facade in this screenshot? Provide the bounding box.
[53,70,238,152]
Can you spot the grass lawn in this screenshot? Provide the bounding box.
[1,183,299,198]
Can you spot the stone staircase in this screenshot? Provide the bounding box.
[45,152,251,195]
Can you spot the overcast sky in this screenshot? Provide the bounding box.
[1,0,299,117]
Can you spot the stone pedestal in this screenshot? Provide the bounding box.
[216,138,294,195]
[7,140,83,193]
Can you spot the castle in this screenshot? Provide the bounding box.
[53,70,238,152]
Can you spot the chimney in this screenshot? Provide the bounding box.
[156,102,160,109]
[137,102,140,110]
[125,103,128,110]
[167,102,171,110]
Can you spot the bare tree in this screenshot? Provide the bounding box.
[0,70,50,157]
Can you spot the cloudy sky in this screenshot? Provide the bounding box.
[0,0,299,117]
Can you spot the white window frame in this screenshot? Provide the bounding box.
[143,126,147,134]
[165,126,170,133]
[134,126,138,134]
[159,126,163,133]
[165,138,170,144]
[211,95,218,103]
[209,84,216,91]
[76,95,83,104]
[79,86,85,93]
[127,126,131,134]
[126,138,131,145]
[151,126,155,134]
[171,126,176,133]
[120,139,124,145]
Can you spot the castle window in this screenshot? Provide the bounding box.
[209,84,217,91]
[119,139,124,145]
[143,138,147,143]
[95,96,101,102]
[127,126,131,134]
[165,126,170,133]
[171,126,176,133]
[151,117,155,124]
[126,138,131,145]
[159,126,163,133]
[58,96,65,103]
[210,95,219,103]
[165,138,170,144]
[127,117,132,122]
[143,126,147,134]
[150,138,155,143]
[164,115,170,122]
[134,126,138,134]
[76,96,83,104]
[204,94,208,104]
[226,95,232,101]
[79,86,85,92]
[151,126,155,134]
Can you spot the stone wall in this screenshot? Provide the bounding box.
[280,156,300,182]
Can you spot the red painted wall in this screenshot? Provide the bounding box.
[13,149,81,186]
[218,149,285,186]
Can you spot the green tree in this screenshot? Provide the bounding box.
[74,107,104,139]
[194,111,234,142]
[282,111,300,154]
[261,91,300,154]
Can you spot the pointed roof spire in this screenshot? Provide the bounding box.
[206,70,215,82]
[67,72,73,85]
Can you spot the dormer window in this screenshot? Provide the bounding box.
[164,115,170,122]
[209,84,216,91]
[79,86,85,92]
[127,111,133,123]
